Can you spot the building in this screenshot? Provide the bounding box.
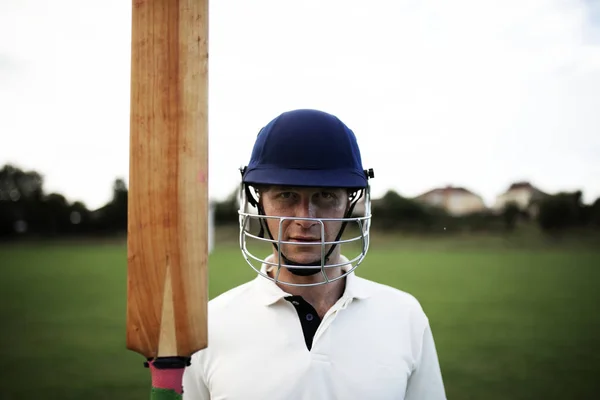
[413,185,488,216]
[492,181,548,217]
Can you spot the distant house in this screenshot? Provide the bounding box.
[492,181,548,218]
[413,185,488,216]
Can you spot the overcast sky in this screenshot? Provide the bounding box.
[1,0,599,210]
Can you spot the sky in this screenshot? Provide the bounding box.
[1,0,599,210]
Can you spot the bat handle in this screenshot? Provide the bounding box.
[144,356,191,369]
[144,356,191,397]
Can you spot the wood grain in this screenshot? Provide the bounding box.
[126,0,209,359]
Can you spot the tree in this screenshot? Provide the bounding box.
[41,193,71,236]
[0,164,46,238]
[537,191,583,233]
[213,187,240,225]
[371,190,433,231]
[0,164,44,202]
[69,201,92,234]
[93,178,128,234]
[589,197,600,229]
[110,178,128,231]
[502,202,520,232]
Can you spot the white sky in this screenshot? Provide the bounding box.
[1,0,599,210]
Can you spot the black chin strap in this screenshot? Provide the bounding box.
[245,185,363,276]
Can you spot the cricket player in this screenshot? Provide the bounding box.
[182,109,446,399]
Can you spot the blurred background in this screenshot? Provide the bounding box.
[1,0,599,399]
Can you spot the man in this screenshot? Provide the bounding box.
[183,109,446,399]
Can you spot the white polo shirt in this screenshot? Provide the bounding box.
[183,255,446,400]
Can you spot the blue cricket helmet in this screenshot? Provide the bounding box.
[238,108,374,286]
[242,109,373,189]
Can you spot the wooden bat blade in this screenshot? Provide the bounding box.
[126,0,209,360]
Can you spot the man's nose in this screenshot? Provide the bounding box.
[294,199,318,228]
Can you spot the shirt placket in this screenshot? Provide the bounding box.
[312,295,353,347]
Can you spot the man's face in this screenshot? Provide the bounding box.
[259,186,349,265]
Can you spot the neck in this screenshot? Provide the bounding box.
[267,252,347,316]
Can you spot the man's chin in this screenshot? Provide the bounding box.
[288,266,322,276]
[282,253,321,265]
[280,253,323,276]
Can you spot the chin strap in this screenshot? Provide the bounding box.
[243,183,363,275]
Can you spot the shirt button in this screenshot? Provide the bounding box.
[306,313,314,321]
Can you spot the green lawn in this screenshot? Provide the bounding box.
[0,233,599,399]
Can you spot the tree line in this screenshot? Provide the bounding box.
[1,163,599,241]
[0,164,127,240]
[367,189,600,235]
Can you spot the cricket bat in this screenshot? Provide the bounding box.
[126,0,209,398]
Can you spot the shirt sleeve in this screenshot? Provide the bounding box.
[405,323,447,400]
[182,358,210,400]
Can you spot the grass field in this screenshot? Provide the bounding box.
[1,230,599,399]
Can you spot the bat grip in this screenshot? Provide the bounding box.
[144,356,191,369]
[144,356,191,395]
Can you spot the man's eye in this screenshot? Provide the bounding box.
[320,192,335,199]
[278,192,293,199]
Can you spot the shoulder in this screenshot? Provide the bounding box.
[203,279,266,327]
[357,275,424,306]
[188,280,259,361]
[208,280,256,311]
[353,275,430,326]
[348,275,436,366]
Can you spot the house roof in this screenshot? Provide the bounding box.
[508,181,535,190]
[415,185,479,199]
[504,181,548,196]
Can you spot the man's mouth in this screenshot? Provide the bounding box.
[289,236,321,242]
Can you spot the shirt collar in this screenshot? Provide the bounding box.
[252,254,372,306]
